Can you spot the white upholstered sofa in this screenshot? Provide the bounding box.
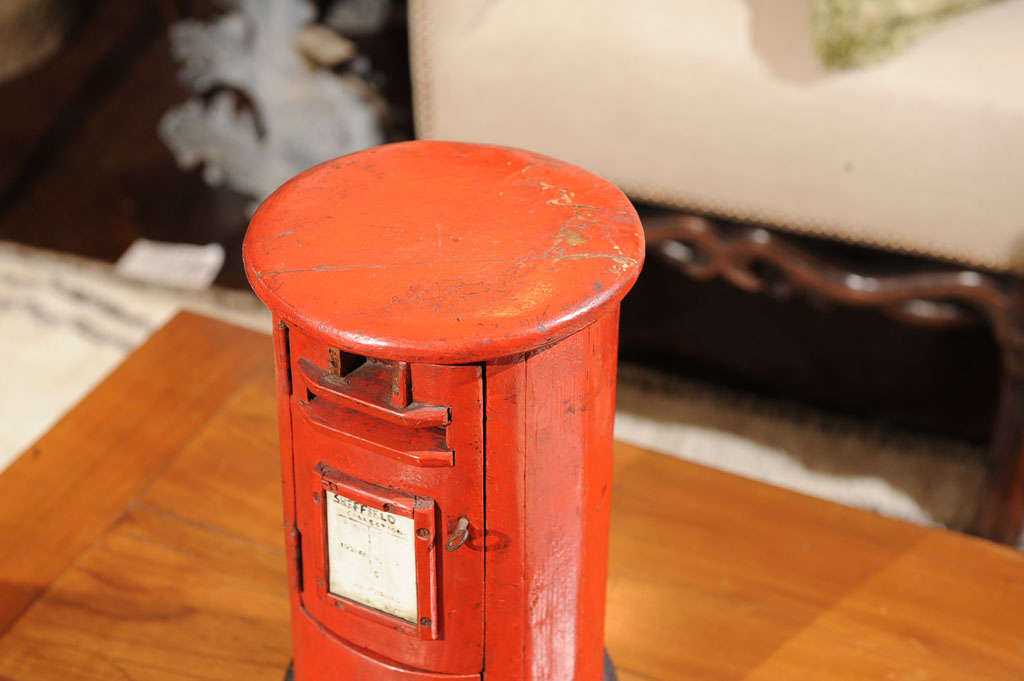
[408,0,1024,543]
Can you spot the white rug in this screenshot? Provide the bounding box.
[0,241,270,465]
[615,366,987,533]
[2,241,1014,546]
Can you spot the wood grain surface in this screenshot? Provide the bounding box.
[0,312,1021,680]
[0,312,270,637]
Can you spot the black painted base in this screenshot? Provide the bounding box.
[603,649,620,681]
[283,649,618,680]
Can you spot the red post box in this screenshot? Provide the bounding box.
[243,141,644,681]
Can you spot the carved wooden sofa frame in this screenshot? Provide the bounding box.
[644,212,1024,545]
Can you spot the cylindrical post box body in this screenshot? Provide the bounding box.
[244,141,644,681]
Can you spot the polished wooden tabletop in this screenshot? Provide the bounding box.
[0,312,1020,680]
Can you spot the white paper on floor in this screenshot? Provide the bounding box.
[115,239,226,290]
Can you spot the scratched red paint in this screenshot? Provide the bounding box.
[244,140,644,364]
[246,141,644,681]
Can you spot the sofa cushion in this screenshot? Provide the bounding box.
[410,0,1024,272]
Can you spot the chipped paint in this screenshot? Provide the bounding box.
[557,226,587,247]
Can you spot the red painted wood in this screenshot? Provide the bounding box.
[297,358,450,428]
[480,354,529,680]
[297,397,453,467]
[247,142,643,681]
[291,608,481,681]
[288,325,486,674]
[484,311,621,681]
[244,140,644,364]
[273,316,299,594]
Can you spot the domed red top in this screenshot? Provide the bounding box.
[243,141,644,363]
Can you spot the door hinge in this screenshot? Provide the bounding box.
[276,321,292,395]
[287,524,303,592]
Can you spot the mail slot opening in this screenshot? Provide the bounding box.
[328,347,366,377]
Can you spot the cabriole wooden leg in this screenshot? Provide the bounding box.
[973,280,1024,544]
[646,213,1024,545]
[972,373,1024,544]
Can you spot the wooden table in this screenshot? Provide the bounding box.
[0,312,1021,681]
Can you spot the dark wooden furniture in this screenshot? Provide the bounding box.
[0,312,1021,680]
[630,212,1024,544]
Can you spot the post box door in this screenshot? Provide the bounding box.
[284,325,484,676]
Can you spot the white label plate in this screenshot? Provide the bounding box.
[325,492,418,623]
